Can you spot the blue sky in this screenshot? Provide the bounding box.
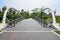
[0,0,60,15]
[0,0,6,9]
[0,0,3,9]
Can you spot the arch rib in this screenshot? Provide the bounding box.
[2,8,9,23]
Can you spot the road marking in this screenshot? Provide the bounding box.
[8,32,17,40]
[4,30,52,32]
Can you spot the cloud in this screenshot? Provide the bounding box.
[1,0,59,15]
[4,0,56,10]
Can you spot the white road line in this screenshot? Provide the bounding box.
[3,30,52,32]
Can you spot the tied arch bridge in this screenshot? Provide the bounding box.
[0,7,60,30]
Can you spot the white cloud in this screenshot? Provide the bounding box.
[5,0,55,11]
[4,0,60,15]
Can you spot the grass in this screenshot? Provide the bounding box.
[47,17,52,22]
[0,30,2,32]
[47,16,60,23]
[55,31,60,35]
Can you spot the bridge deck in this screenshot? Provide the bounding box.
[5,18,56,31]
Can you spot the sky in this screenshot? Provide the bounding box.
[0,0,60,15]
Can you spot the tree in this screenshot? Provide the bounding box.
[0,10,1,13]
[0,10,2,22]
[31,8,39,18]
[20,9,25,16]
[38,7,51,19]
[7,8,17,19]
[2,6,7,13]
[0,6,7,22]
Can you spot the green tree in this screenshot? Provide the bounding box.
[2,6,7,13]
[20,9,25,16]
[31,8,39,18]
[0,6,7,22]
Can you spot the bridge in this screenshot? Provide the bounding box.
[0,7,60,31]
[0,7,60,40]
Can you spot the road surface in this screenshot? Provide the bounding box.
[5,18,55,31]
[0,32,60,40]
[0,18,59,40]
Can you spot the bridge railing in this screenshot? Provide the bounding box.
[33,17,54,28]
[7,16,24,27]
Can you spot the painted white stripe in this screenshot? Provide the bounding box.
[4,30,52,32]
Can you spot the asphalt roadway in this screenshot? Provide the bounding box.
[5,18,55,31]
[0,18,60,40]
[0,32,60,40]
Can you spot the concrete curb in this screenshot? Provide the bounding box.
[53,24,60,31]
[51,31,60,37]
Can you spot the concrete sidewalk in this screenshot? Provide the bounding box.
[0,23,7,30]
